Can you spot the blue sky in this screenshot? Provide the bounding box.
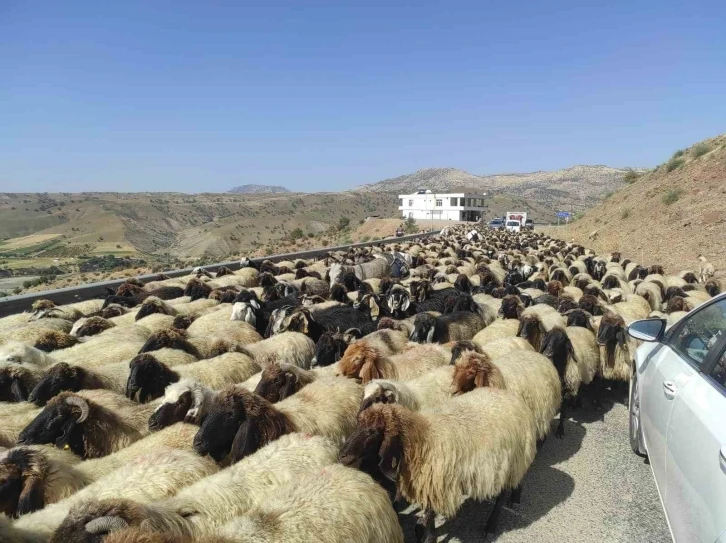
[1,1,724,193]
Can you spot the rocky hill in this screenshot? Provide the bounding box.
[0,192,396,261]
[356,165,645,211]
[228,184,291,194]
[540,134,726,274]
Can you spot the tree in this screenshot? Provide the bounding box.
[338,217,350,230]
[404,216,417,234]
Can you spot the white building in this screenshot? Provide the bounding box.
[398,189,487,222]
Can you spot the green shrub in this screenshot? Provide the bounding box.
[691,143,711,158]
[662,189,682,205]
[404,216,418,234]
[672,149,684,159]
[623,170,640,184]
[621,208,631,219]
[665,157,685,172]
[360,236,371,242]
[321,239,329,247]
[289,228,304,240]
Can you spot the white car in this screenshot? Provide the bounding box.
[628,293,726,542]
[505,220,521,233]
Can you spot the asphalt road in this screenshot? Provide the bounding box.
[398,386,672,542]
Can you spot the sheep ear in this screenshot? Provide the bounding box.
[17,472,45,516]
[279,372,298,401]
[11,378,29,402]
[400,295,410,312]
[425,326,435,344]
[516,305,524,318]
[368,297,380,320]
[378,433,402,482]
[359,357,383,384]
[230,418,262,463]
[250,299,260,310]
[616,328,627,349]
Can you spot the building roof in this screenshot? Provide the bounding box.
[401,187,487,196]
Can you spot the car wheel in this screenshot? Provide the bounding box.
[629,367,647,457]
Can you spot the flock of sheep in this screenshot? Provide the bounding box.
[0,225,723,543]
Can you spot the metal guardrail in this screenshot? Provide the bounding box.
[0,232,434,317]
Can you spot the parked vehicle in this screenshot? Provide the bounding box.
[395,227,404,237]
[488,218,504,229]
[525,218,534,230]
[506,211,527,227]
[627,293,726,543]
[505,220,521,233]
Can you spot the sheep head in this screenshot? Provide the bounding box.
[18,393,91,457]
[359,382,399,414]
[449,340,481,366]
[339,403,402,483]
[517,314,544,351]
[231,300,259,326]
[254,363,305,403]
[0,447,47,517]
[0,364,41,402]
[312,331,347,367]
[336,343,386,384]
[329,283,349,303]
[329,263,345,287]
[70,316,115,338]
[28,362,101,406]
[596,311,627,368]
[148,380,205,431]
[557,298,578,314]
[194,387,252,462]
[386,285,411,314]
[126,354,180,403]
[138,329,200,359]
[354,293,381,320]
[184,278,212,302]
[565,309,595,331]
[409,313,437,343]
[33,330,78,353]
[135,297,175,321]
[499,295,524,319]
[539,328,575,380]
[51,499,156,543]
[450,351,505,395]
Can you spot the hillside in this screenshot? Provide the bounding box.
[228,184,291,194]
[0,192,396,262]
[355,165,645,211]
[541,134,726,273]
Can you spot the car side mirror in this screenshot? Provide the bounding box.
[627,318,667,342]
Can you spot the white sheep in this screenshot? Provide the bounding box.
[209,464,404,543]
[340,387,537,540]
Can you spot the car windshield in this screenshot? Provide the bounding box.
[506,221,519,226]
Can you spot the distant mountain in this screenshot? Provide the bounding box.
[354,165,647,209]
[228,184,291,194]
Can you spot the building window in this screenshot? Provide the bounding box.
[408,212,413,219]
[450,197,458,206]
[408,199,413,207]
[435,199,442,207]
[398,199,403,206]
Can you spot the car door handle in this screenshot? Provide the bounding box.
[721,446,726,474]
[663,380,677,399]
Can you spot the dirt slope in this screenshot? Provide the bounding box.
[541,134,726,274]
